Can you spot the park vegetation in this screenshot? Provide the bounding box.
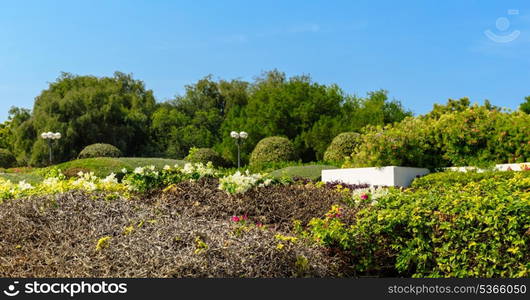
[0,70,530,278]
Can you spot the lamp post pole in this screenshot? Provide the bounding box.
[230,131,248,169]
[41,132,62,165]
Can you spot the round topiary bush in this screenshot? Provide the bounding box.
[0,149,17,168]
[323,132,361,163]
[185,147,227,167]
[78,143,122,159]
[250,136,297,166]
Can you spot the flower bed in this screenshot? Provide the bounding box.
[1,162,529,278]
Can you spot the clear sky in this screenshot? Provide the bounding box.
[1,0,530,121]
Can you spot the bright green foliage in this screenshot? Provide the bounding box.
[433,106,530,166]
[185,147,227,167]
[249,136,297,167]
[78,143,122,159]
[348,102,530,169]
[0,149,16,168]
[346,117,446,169]
[219,71,410,163]
[323,132,361,163]
[11,72,156,166]
[150,77,249,159]
[308,170,530,277]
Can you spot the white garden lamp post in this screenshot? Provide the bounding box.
[230,131,248,169]
[41,131,61,165]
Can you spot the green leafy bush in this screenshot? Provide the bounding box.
[346,117,446,169]
[0,149,16,168]
[185,147,228,167]
[323,132,361,163]
[433,108,530,166]
[250,136,297,167]
[348,106,530,169]
[308,170,530,277]
[78,143,122,159]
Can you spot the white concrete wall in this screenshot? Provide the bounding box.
[321,166,429,187]
[322,162,529,188]
[393,167,431,187]
[447,162,530,172]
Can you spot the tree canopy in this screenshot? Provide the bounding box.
[10,72,156,166]
[2,70,418,166]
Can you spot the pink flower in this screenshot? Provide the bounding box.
[256,222,263,227]
[231,216,240,222]
[242,214,248,221]
[360,194,369,200]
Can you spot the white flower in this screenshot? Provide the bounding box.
[148,165,156,171]
[134,167,144,175]
[43,177,60,186]
[239,131,248,139]
[121,168,128,174]
[83,181,97,191]
[102,173,118,184]
[182,163,195,174]
[17,180,34,191]
[218,170,268,194]
[163,165,171,171]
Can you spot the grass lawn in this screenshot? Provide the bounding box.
[0,157,186,183]
[270,165,338,181]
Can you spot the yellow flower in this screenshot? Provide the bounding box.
[95,236,111,251]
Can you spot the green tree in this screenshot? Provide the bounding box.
[13,72,156,166]
[151,76,249,159]
[520,96,530,114]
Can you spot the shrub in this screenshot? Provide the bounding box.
[308,170,530,277]
[0,149,16,168]
[151,177,355,231]
[323,132,361,163]
[348,106,530,169]
[0,191,344,277]
[185,147,227,167]
[78,143,122,159]
[346,117,446,169]
[433,108,530,166]
[250,136,297,167]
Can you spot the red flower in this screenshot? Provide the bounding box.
[231,216,240,222]
[242,214,248,221]
[256,222,263,227]
[360,194,369,200]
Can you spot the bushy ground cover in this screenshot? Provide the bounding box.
[1,162,528,278]
[306,169,530,277]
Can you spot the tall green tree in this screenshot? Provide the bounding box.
[151,76,249,159]
[13,72,156,166]
[520,96,530,114]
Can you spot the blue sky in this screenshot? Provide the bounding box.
[1,0,530,121]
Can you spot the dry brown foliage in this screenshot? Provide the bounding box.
[0,181,351,278]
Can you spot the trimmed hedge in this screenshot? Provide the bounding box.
[250,136,297,167]
[78,144,122,159]
[185,147,227,167]
[323,132,361,163]
[0,149,16,168]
